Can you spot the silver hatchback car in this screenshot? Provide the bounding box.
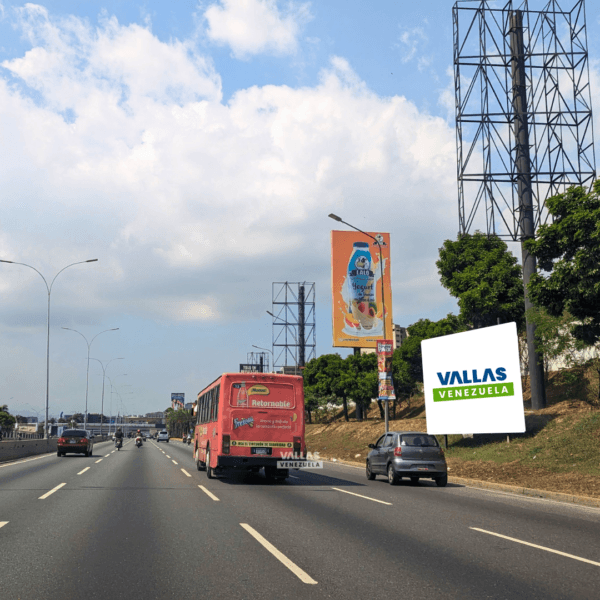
[366,431,448,486]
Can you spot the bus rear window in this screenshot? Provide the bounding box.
[230,382,295,409]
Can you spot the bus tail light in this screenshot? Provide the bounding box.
[222,435,230,454]
[394,447,402,457]
[293,437,301,455]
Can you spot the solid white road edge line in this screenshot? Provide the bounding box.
[198,485,220,501]
[470,527,600,567]
[331,487,392,505]
[77,467,90,475]
[0,454,54,468]
[240,523,317,585]
[39,482,66,500]
[181,469,191,477]
[0,521,8,528]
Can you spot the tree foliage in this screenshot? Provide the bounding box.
[0,410,16,429]
[524,181,600,345]
[437,232,525,330]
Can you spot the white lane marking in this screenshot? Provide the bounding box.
[240,523,317,585]
[77,467,90,475]
[111,451,115,454]
[105,454,110,457]
[166,455,171,459]
[331,487,392,506]
[0,521,8,529]
[0,454,54,468]
[39,482,66,500]
[95,459,103,464]
[198,485,220,501]
[172,460,178,465]
[470,528,600,567]
[181,469,191,477]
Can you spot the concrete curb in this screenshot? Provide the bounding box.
[324,458,600,509]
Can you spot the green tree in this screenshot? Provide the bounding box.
[437,232,525,330]
[340,353,378,422]
[303,354,346,423]
[0,410,16,429]
[524,181,600,346]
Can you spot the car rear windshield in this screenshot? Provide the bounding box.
[62,430,87,438]
[160,431,168,434]
[400,434,438,447]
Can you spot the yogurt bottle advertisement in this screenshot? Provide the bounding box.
[331,231,393,348]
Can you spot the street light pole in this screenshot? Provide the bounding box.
[106,374,127,434]
[62,328,119,432]
[90,357,124,437]
[328,214,390,432]
[0,258,98,439]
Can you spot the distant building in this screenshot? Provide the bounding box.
[359,324,408,356]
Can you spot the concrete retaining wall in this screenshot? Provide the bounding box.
[0,439,58,463]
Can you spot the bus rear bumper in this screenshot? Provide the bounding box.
[216,456,295,470]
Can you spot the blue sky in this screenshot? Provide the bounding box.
[0,0,598,419]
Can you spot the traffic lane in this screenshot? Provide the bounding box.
[195,466,599,599]
[318,461,600,563]
[0,439,116,521]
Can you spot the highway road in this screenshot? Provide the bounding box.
[1,438,599,599]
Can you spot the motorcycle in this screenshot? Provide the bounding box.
[115,438,123,451]
[135,436,143,448]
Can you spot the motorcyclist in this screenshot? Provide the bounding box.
[136,429,142,444]
[114,428,124,447]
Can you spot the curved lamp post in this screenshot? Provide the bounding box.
[90,357,124,437]
[0,258,98,439]
[106,374,127,434]
[62,327,119,432]
[328,213,390,432]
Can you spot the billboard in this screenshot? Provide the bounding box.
[377,339,395,401]
[331,231,392,348]
[171,393,185,411]
[421,323,525,435]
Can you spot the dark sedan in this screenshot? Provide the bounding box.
[366,431,448,486]
[57,429,94,457]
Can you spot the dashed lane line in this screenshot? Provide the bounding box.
[104,454,111,457]
[172,460,178,465]
[95,459,103,464]
[166,455,171,459]
[470,528,600,567]
[181,469,191,477]
[198,485,220,501]
[331,487,392,506]
[77,467,90,475]
[0,454,53,468]
[39,483,66,500]
[0,521,8,529]
[240,523,317,585]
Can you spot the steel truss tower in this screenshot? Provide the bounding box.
[271,282,316,373]
[246,351,270,374]
[454,0,595,239]
[453,0,595,410]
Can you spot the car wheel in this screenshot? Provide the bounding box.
[366,460,376,480]
[264,467,276,481]
[435,474,448,487]
[206,448,214,479]
[387,464,399,485]
[410,476,419,485]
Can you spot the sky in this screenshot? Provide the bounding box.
[1,0,599,419]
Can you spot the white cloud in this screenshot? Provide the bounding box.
[203,0,311,58]
[396,26,428,64]
[0,7,460,333]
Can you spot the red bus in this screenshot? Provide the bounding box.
[193,373,305,481]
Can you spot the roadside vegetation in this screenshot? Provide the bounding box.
[304,181,600,497]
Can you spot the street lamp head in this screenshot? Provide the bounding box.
[86,259,99,263]
[0,259,14,263]
[328,213,342,222]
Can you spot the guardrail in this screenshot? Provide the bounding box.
[0,430,44,441]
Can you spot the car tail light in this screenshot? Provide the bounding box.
[293,437,301,455]
[394,447,402,457]
[222,435,230,454]
[58,438,65,443]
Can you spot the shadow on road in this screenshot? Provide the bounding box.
[212,470,365,487]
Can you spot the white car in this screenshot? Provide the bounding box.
[157,430,169,443]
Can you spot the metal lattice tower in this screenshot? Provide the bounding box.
[246,351,270,373]
[454,0,596,240]
[271,282,316,372]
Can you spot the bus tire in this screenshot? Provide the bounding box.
[206,447,214,479]
[264,466,276,481]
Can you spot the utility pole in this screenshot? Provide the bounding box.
[509,10,546,409]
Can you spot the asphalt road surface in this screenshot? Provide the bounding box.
[1,438,599,599]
